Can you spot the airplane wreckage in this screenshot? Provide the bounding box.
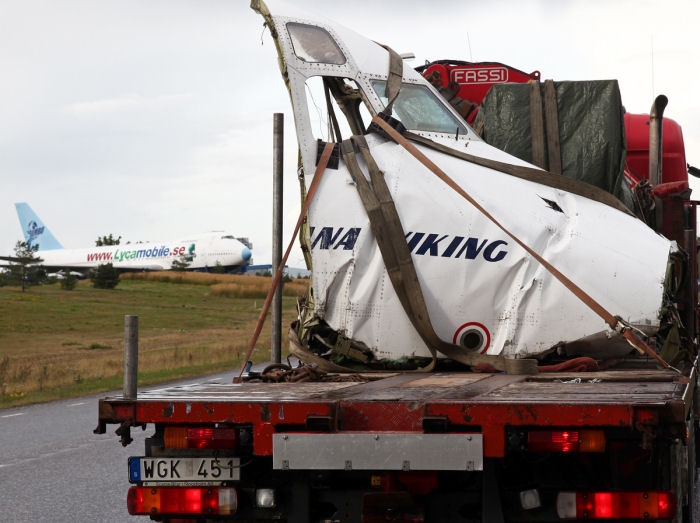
[252,0,688,373]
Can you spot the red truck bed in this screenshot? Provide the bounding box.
[97,362,694,458]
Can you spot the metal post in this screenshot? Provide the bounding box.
[123,315,138,399]
[271,113,284,363]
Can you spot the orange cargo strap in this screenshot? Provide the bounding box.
[404,130,633,216]
[371,114,674,371]
[236,142,335,381]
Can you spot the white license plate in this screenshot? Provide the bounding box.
[129,457,240,483]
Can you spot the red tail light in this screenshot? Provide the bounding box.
[556,491,675,519]
[164,426,238,450]
[527,429,605,452]
[128,487,237,516]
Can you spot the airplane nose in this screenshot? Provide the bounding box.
[242,247,252,261]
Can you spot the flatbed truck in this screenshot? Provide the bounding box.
[96,357,698,521]
[95,3,700,522]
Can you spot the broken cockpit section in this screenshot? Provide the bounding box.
[252,0,690,372]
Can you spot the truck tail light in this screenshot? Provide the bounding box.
[556,491,675,519]
[164,426,238,450]
[127,486,237,516]
[527,429,605,452]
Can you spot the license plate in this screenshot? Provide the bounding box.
[129,457,240,483]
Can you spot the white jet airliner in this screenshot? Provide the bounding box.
[2,203,252,273]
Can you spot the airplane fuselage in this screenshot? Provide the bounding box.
[33,233,251,272]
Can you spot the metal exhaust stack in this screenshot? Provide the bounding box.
[648,94,668,187]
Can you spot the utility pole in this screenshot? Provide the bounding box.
[271,113,284,363]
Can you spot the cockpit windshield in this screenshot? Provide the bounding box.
[371,80,468,135]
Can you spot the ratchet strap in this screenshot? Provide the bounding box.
[370,114,674,370]
[529,80,546,169]
[376,43,403,115]
[341,134,537,374]
[402,127,633,216]
[236,142,335,381]
[543,79,562,175]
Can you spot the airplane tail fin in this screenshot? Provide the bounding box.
[14,202,64,250]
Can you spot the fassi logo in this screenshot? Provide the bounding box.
[452,67,508,85]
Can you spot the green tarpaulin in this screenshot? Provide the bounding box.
[474,80,634,208]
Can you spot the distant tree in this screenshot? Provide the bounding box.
[91,263,120,289]
[60,269,77,290]
[171,254,191,271]
[6,241,43,292]
[95,234,121,246]
[27,266,49,286]
[212,261,226,274]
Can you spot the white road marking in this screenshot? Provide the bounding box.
[68,402,86,407]
[1,413,24,418]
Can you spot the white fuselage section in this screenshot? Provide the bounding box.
[256,0,676,360]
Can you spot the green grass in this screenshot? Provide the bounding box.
[0,278,302,408]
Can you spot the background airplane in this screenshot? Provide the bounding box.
[1,203,252,273]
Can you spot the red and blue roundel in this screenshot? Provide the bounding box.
[453,322,490,354]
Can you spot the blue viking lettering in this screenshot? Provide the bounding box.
[483,240,508,262]
[310,227,361,250]
[455,237,488,259]
[310,227,344,249]
[312,227,507,261]
[441,236,464,257]
[334,228,361,250]
[415,233,448,256]
[406,232,424,252]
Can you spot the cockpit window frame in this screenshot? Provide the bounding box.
[286,22,347,66]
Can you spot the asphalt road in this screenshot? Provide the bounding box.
[0,371,235,523]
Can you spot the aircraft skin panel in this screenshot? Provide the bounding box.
[255,0,675,360]
[308,134,670,359]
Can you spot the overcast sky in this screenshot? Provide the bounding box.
[2,0,699,267]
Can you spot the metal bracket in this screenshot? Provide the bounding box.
[116,419,134,447]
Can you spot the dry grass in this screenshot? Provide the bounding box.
[122,271,245,285]
[123,271,310,299]
[0,278,299,408]
[210,280,308,299]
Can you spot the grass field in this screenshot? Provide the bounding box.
[0,273,307,408]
